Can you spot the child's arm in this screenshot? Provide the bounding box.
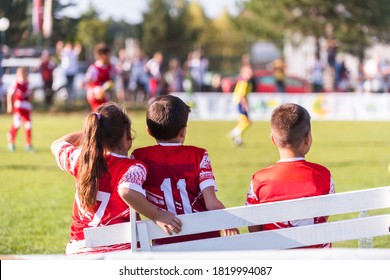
[51,131,83,155]
[119,188,182,235]
[6,91,13,114]
[202,186,240,236]
[248,225,263,232]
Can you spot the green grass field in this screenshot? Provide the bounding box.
[1,109,390,255]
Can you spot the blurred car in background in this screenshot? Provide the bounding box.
[1,54,86,103]
[221,69,309,93]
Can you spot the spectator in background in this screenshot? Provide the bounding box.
[56,41,81,107]
[145,51,164,98]
[0,76,7,113]
[326,38,337,70]
[187,50,209,92]
[334,54,350,92]
[39,50,56,108]
[129,51,149,103]
[309,53,324,93]
[363,53,385,93]
[115,48,131,103]
[272,58,285,93]
[165,58,184,93]
[0,44,3,78]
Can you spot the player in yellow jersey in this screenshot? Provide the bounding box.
[228,65,253,146]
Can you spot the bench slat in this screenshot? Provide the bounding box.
[151,214,390,251]
[83,186,390,251]
[141,186,390,240]
[84,222,133,248]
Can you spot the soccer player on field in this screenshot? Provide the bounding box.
[7,67,34,152]
[51,102,181,255]
[131,95,239,245]
[85,43,116,112]
[245,103,335,248]
[228,64,253,146]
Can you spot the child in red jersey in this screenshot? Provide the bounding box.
[7,67,33,152]
[245,103,335,248]
[131,95,239,245]
[85,43,116,111]
[51,102,181,255]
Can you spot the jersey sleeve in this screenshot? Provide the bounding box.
[329,176,335,194]
[118,162,147,196]
[54,140,81,176]
[245,180,259,205]
[199,151,217,192]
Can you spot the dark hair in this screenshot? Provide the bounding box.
[77,102,132,210]
[94,43,111,57]
[270,103,311,148]
[146,95,191,140]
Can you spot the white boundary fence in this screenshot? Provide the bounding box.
[173,92,390,121]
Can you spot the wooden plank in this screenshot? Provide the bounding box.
[130,209,137,252]
[141,186,390,241]
[84,187,390,251]
[84,222,133,248]
[151,214,390,251]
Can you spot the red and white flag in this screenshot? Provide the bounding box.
[42,0,53,38]
[32,0,42,34]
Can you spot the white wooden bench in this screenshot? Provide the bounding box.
[84,186,390,252]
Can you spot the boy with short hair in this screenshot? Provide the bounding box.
[245,103,335,248]
[132,94,238,245]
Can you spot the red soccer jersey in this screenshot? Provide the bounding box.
[10,80,32,111]
[54,141,147,255]
[131,143,221,244]
[245,158,335,248]
[86,61,116,110]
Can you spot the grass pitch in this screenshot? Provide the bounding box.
[0,110,390,254]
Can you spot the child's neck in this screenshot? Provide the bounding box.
[157,136,183,144]
[278,149,305,160]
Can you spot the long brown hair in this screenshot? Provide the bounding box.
[77,102,132,210]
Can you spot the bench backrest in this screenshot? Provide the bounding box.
[84,186,390,252]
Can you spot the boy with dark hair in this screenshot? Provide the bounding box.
[132,94,238,245]
[245,103,335,248]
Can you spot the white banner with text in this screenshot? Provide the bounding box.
[174,92,390,121]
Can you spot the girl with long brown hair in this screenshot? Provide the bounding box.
[51,102,181,255]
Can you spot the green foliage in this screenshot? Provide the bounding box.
[76,19,109,61]
[236,0,390,55]
[0,111,390,254]
[141,0,171,56]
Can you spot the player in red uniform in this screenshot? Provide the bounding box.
[131,95,239,245]
[85,43,116,111]
[245,103,335,248]
[51,102,181,255]
[7,67,33,152]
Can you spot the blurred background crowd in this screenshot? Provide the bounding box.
[1,0,390,112]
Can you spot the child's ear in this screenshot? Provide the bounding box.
[179,126,187,138]
[146,127,152,136]
[305,131,312,145]
[270,132,277,145]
